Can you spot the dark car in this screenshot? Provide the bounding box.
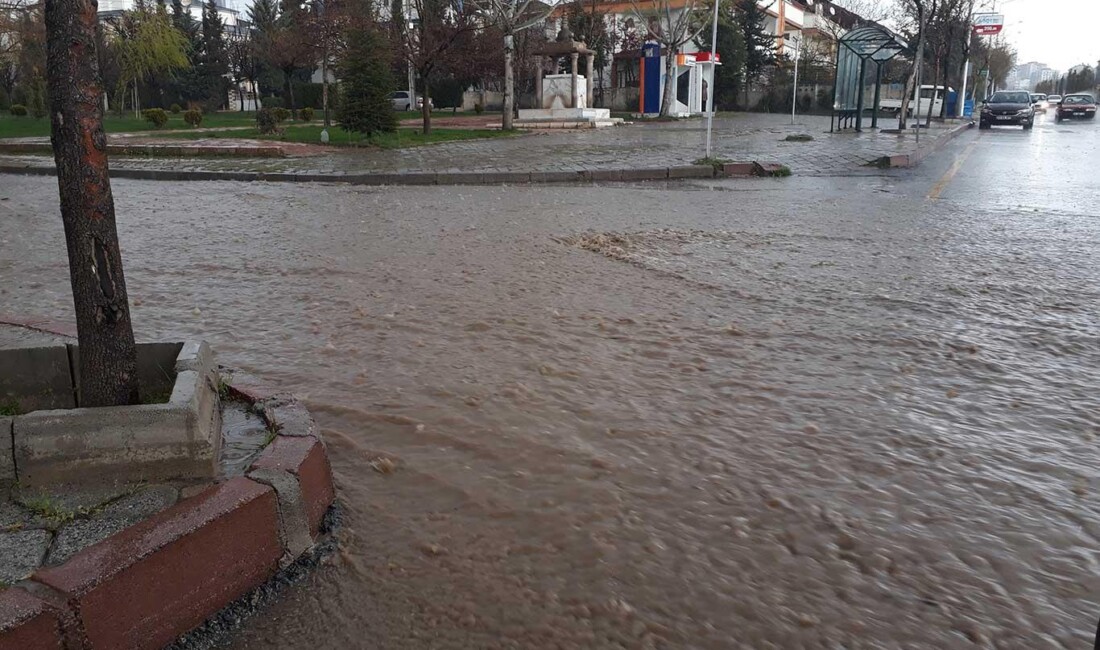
[1054,94,1096,122]
[979,91,1035,130]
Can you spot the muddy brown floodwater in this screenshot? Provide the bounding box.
[2,170,1100,649]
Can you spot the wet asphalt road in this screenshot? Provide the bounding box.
[1,113,1100,649]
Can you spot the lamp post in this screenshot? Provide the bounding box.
[791,30,802,125]
[704,0,720,158]
[792,0,814,125]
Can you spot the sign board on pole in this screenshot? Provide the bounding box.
[973,13,1004,36]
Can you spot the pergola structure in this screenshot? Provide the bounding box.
[532,36,597,110]
[831,25,908,132]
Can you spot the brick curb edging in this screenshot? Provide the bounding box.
[877,120,974,168]
[0,162,780,185]
[0,374,337,649]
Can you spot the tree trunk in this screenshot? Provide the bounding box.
[661,44,675,117]
[132,83,140,119]
[45,0,139,408]
[322,50,330,128]
[284,73,295,112]
[421,77,432,135]
[925,60,938,127]
[502,33,514,130]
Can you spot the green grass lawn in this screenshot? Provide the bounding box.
[0,111,260,138]
[158,125,517,149]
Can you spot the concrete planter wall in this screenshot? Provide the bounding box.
[0,341,221,486]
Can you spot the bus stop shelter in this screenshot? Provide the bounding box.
[831,25,908,132]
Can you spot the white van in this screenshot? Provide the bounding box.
[879,85,953,117]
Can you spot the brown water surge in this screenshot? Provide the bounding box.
[2,175,1099,648]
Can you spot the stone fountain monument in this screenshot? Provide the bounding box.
[515,25,623,129]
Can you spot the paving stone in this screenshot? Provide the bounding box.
[0,529,51,583]
[0,113,965,180]
[45,485,180,567]
[34,478,280,650]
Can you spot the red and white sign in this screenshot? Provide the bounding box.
[973,13,1004,36]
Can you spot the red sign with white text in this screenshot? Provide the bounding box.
[973,13,1004,36]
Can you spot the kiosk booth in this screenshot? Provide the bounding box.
[639,45,720,117]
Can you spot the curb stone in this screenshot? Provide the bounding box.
[0,163,739,186]
[0,327,338,650]
[878,121,974,168]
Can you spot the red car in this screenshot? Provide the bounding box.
[1054,94,1097,122]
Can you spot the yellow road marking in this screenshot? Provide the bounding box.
[928,140,977,200]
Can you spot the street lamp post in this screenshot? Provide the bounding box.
[791,30,802,125]
[704,0,720,159]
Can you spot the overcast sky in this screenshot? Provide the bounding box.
[994,0,1099,71]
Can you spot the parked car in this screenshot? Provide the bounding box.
[1029,93,1048,113]
[1054,94,1097,121]
[879,85,953,117]
[390,91,433,111]
[979,91,1034,130]
[1047,94,1062,105]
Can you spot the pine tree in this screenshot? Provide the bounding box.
[198,0,229,109]
[694,0,746,110]
[337,27,397,136]
[734,0,774,106]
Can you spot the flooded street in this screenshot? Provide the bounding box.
[2,117,1100,647]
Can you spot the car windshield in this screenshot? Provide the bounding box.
[1030,94,1043,102]
[1063,95,1093,105]
[990,92,1031,104]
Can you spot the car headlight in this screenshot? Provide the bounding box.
[1017,109,1031,115]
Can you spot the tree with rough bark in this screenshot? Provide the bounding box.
[254,0,316,111]
[473,0,553,129]
[44,0,140,407]
[630,0,708,116]
[398,0,477,134]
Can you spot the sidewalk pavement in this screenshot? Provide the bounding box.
[0,113,967,179]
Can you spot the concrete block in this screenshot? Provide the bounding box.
[438,171,535,185]
[34,478,281,650]
[0,588,64,650]
[0,530,51,584]
[719,162,755,177]
[668,165,715,179]
[0,346,75,412]
[246,468,314,565]
[12,341,221,487]
[175,341,213,374]
[435,172,498,185]
[260,398,318,439]
[250,436,334,538]
[587,169,623,182]
[619,167,668,182]
[1,417,12,482]
[529,170,579,183]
